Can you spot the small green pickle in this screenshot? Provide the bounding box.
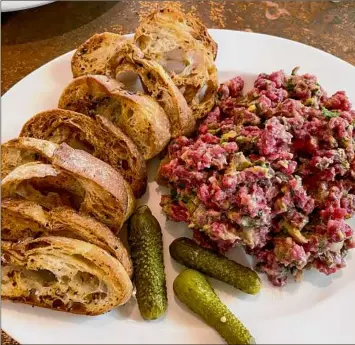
[170,237,261,294]
[128,205,167,320]
[174,269,255,345]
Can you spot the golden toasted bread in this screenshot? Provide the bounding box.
[134,8,218,119]
[58,75,171,160]
[1,137,57,180]
[1,199,133,277]
[2,143,135,232]
[72,32,125,78]
[173,52,218,119]
[20,109,147,197]
[135,8,217,61]
[108,41,195,138]
[2,236,133,315]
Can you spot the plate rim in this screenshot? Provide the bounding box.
[1,1,55,13]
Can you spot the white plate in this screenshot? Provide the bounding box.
[2,30,355,344]
[1,1,54,12]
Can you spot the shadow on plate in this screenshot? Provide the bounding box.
[116,295,137,320]
[2,300,91,324]
[2,1,116,45]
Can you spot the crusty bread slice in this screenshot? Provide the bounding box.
[135,8,217,61]
[134,8,218,119]
[1,199,133,277]
[173,52,218,119]
[58,75,171,160]
[20,109,147,197]
[72,32,125,78]
[2,144,135,232]
[1,137,58,180]
[108,41,195,138]
[1,236,133,315]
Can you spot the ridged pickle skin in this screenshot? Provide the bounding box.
[170,238,261,295]
[173,269,255,345]
[128,205,167,320]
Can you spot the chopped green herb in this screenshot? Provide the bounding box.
[177,183,185,189]
[311,87,319,97]
[171,189,178,201]
[286,79,295,92]
[321,106,340,118]
[291,67,300,76]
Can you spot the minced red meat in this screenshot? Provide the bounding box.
[159,69,355,286]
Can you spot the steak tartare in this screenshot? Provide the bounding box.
[159,69,355,286]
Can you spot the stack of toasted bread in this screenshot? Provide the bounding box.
[1,7,218,316]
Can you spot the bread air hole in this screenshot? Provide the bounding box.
[135,35,151,51]
[72,271,100,291]
[72,254,94,267]
[116,71,145,93]
[48,127,95,155]
[25,240,51,251]
[161,48,188,74]
[84,292,107,303]
[70,302,86,313]
[52,298,65,310]
[194,80,215,105]
[16,177,85,211]
[20,268,58,287]
[61,275,71,284]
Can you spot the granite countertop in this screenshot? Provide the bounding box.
[1,0,355,343]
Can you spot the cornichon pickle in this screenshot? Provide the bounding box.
[128,205,167,320]
[170,237,261,294]
[174,269,255,345]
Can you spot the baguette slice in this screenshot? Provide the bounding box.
[108,41,195,138]
[135,8,217,61]
[1,199,133,277]
[1,236,133,315]
[72,32,125,78]
[2,144,135,232]
[134,8,218,119]
[20,109,147,197]
[173,52,218,119]
[58,75,171,160]
[1,137,58,180]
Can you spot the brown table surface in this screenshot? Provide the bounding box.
[1,0,355,343]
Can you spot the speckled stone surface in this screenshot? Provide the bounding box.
[1,0,355,343]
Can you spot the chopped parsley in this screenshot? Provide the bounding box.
[321,106,340,119]
[171,189,178,201]
[286,79,295,92]
[291,66,300,76]
[181,196,189,204]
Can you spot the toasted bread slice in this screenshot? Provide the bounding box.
[58,75,171,160]
[1,199,133,277]
[1,236,133,315]
[20,109,147,197]
[72,32,125,78]
[173,52,218,119]
[134,8,218,119]
[1,137,58,180]
[2,144,135,232]
[108,41,195,138]
[135,8,217,61]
